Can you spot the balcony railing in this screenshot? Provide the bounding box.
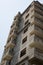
[3,60,10,65]
[29,35,43,50]
[29,48,43,61]
[34,2,43,11]
[11,23,18,31]
[30,25,43,39]
[30,4,43,16]
[34,6,43,16]
[1,60,5,65]
[9,31,17,39]
[30,17,43,29]
[3,48,13,60]
[5,41,15,49]
[34,11,43,21]
[14,12,21,21]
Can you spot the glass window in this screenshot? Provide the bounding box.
[25,13,29,19]
[25,20,29,25]
[24,27,28,33]
[22,36,27,44]
[20,48,26,57]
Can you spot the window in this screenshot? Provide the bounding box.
[7,61,11,65]
[22,63,25,65]
[24,27,28,33]
[25,13,29,19]
[11,23,15,28]
[14,17,16,20]
[10,30,13,34]
[22,36,27,44]
[20,48,26,57]
[7,38,11,43]
[25,20,29,25]
[12,39,15,43]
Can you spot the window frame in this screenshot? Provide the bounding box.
[22,36,27,44]
[20,48,26,57]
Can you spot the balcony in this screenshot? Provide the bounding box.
[2,60,10,65]
[29,35,43,50]
[30,4,43,16]
[30,8,43,21]
[34,11,43,21]
[3,49,13,60]
[9,31,17,39]
[1,60,5,65]
[5,41,15,49]
[30,17,43,29]
[34,2,43,11]
[34,6,43,16]
[14,12,21,21]
[11,23,18,31]
[29,48,43,63]
[30,25,43,39]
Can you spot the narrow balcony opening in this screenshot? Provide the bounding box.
[20,48,26,57]
[24,27,28,33]
[22,36,27,44]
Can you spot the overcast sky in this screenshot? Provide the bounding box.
[0,0,43,62]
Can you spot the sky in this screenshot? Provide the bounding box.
[0,0,43,62]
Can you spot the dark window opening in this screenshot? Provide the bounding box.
[22,36,27,44]
[24,27,28,33]
[20,48,26,57]
[14,17,16,20]
[10,30,13,35]
[25,13,29,19]
[7,37,11,43]
[12,39,15,43]
[8,60,11,65]
[25,20,29,25]
[11,23,15,28]
[22,63,25,65]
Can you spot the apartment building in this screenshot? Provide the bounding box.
[1,1,43,65]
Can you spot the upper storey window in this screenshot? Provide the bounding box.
[22,63,25,65]
[25,19,30,26]
[25,20,29,25]
[7,37,11,43]
[25,13,29,19]
[22,36,27,44]
[24,27,28,33]
[20,48,26,57]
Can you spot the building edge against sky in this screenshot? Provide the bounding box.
[0,0,43,65]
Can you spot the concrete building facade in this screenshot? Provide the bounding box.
[1,1,43,65]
